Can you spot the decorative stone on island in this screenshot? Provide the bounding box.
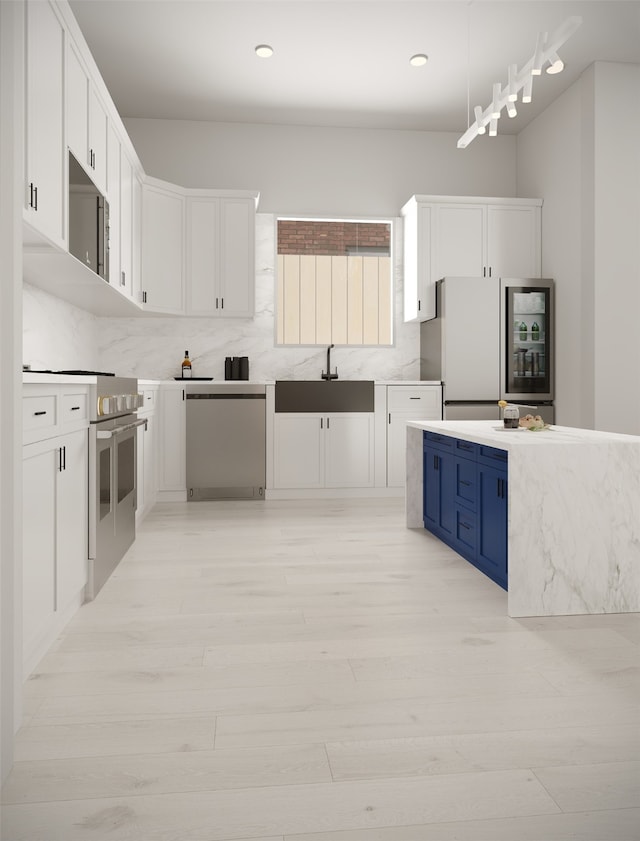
[406,420,640,618]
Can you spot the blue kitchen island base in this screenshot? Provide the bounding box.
[405,420,640,618]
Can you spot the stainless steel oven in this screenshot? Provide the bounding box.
[87,376,144,599]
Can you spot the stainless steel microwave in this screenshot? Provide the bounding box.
[68,152,109,281]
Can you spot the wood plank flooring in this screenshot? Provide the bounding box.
[3,498,639,840]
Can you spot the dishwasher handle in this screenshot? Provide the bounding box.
[186,393,265,400]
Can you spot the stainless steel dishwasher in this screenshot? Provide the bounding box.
[186,383,266,500]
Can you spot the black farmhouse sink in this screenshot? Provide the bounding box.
[275,380,375,413]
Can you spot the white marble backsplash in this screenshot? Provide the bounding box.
[97,214,420,381]
[23,282,100,371]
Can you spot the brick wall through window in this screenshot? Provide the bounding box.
[278,220,390,256]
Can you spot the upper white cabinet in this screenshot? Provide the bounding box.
[24,0,65,248]
[65,38,108,194]
[187,193,257,317]
[141,179,185,313]
[402,195,542,323]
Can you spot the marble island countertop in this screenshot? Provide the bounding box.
[405,420,640,618]
[407,419,640,447]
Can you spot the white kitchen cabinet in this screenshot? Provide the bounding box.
[386,385,442,488]
[22,427,88,677]
[24,0,65,248]
[157,385,186,500]
[136,385,159,522]
[186,193,258,317]
[402,201,432,321]
[65,38,108,195]
[141,180,185,313]
[273,413,375,489]
[106,122,123,290]
[402,196,542,323]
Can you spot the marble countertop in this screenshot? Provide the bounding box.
[407,419,640,448]
[25,374,442,387]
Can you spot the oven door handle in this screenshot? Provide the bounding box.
[96,417,146,439]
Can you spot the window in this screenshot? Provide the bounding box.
[276,218,392,346]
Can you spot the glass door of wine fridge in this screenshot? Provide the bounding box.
[501,279,554,402]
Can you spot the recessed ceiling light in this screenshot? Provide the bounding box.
[255,44,274,59]
[409,54,428,67]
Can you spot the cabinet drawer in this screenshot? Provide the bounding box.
[61,392,88,426]
[455,458,477,509]
[478,445,508,467]
[388,386,441,413]
[456,507,477,555]
[23,394,57,437]
[455,438,478,460]
[140,388,157,413]
[424,430,453,450]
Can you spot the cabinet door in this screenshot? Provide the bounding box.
[423,444,440,530]
[56,430,88,609]
[141,184,184,313]
[24,0,65,246]
[119,149,133,297]
[137,413,157,518]
[106,124,122,289]
[22,440,57,660]
[433,204,486,278]
[273,415,324,488]
[219,198,255,316]
[388,410,432,488]
[403,202,433,322]
[325,414,374,488]
[487,205,541,278]
[65,40,89,169]
[187,197,219,315]
[477,463,508,588]
[158,388,186,492]
[88,86,108,194]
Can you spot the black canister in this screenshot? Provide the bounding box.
[239,357,249,380]
[230,357,240,380]
[224,357,233,380]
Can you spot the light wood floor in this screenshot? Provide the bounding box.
[3,498,639,840]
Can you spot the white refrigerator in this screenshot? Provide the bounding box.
[419,277,554,423]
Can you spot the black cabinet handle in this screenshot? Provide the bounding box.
[58,447,63,472]
[434,454,439,470]
[220,298,224,310]
[70,406,80,411]
[121,271,126,287]
[409,397,420,400]
[326,417,330,429]
[34,410,47,416]
[460,521,471,530]
[33,185,38,211]
[62,445,66,471]
[320,418,323,429]
[460,479,471,486]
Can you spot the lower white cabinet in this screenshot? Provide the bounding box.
[136,385,159,521]
[273,413,375,489]
[22,427,88,676]
[157,384,187,500]
[387,386,442,488]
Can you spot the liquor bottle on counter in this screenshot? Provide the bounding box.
[181,350,192,378]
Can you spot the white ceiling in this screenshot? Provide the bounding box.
[69,0,640,137]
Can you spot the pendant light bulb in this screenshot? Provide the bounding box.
[490,83,502,119]
[546,51,564,74]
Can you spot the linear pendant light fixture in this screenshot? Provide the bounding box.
[457,16,581,149]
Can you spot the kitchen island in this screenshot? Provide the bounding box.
[406,420,640,618]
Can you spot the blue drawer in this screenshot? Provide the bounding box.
[478,444,508,468]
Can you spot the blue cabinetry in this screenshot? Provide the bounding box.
[423,432,508,590]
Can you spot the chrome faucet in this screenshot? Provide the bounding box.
[321,344,338,380]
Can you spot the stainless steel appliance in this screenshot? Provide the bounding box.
[68,152,110,281]
[186,383,266,501]
[420,277,555,423]
[87,376,144,598]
